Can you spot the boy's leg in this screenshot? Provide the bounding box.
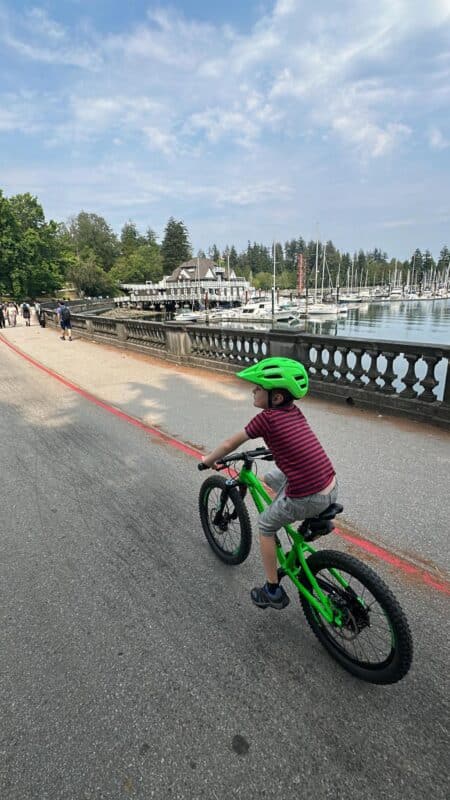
[259,536,278,583]
[250,491,298,610]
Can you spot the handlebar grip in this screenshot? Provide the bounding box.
[198,462,208,470]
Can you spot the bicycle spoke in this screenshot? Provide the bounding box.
[312,566,395,667]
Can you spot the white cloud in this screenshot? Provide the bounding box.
[429,126,450,149]
[1,2,450,255]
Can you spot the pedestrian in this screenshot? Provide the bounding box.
[7,303,17,327]
[0,304,5,328]
[22,302,31,326]
[59,300,72,341]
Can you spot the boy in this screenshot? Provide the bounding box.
[201,357,337,610]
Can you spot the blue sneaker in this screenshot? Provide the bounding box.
[251,582,290,610]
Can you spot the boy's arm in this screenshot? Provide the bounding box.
[202,430,249,469]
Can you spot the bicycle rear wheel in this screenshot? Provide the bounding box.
[199,476,252,565]
[299,550,413,684]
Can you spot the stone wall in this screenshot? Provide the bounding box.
[42,308,450,429]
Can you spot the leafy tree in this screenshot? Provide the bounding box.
[110,243,163,284]
[0,192,66,297]
[253,271,273,290]
[161,217,191,274]
[0,190,19,293]
[68,253,116,296]
[68,211,119,271]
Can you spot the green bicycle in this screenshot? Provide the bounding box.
[198,447,413,684]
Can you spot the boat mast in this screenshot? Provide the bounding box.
[271,240,276,322]
[314,237,319,303]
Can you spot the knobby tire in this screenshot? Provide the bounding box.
[299,550,413,684]
[199,475,252,565]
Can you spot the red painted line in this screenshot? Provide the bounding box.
[0,335,202,460]
[2,334,450,597]
[335,529,450,596]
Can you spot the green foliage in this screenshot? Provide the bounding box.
[253,272,273,290]
[68,211,119,271]
[110,243,163,284]
[438,245,450,272]
[68,252,117,297]
[0,191,66,297]
[161,217,191,275]
[120,221,146,257]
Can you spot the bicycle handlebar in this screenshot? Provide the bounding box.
[197,447,272,471]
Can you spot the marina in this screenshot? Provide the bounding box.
[127,297,450,347]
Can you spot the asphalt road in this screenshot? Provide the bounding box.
[1,344,449,800]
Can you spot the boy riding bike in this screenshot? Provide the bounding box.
[201,357,337,611]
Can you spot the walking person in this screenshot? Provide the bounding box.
[7,303,17,327]
[22,302,31,326]
[59,300,72,341]
[0,304,5,328]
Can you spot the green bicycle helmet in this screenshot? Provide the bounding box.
[237,357,309,399]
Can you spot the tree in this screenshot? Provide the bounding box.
[253,271,273,290]
[0,192,66,297]
[110,242,163,284]
[228,245,238,273]
[68,211,119,271]
[68,253,116,296]
[0,190,19,293]
[161,217,191,275]
[437,245,450,273]
[120,221,145,258]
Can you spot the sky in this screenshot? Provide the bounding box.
[1,0,450,260]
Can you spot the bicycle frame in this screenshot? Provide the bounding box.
[233,464,348,626]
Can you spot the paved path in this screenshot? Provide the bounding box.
[1,322,449,577]
[0,338,449,800]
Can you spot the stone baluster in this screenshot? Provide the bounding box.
[380,351,397,394]
[400,354,418,399]
[335,346,348,384]
[418,356,440,402]
[350,347,365,388]
[365,349,380,389]
[313,345,325,380]
[323,347,336,382]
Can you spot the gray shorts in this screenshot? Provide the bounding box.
[259,466,338,537]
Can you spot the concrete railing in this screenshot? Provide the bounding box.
[42,308,450,429]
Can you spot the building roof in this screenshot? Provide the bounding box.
[167,258,224,282]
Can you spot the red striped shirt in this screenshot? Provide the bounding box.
[245,405,335,498]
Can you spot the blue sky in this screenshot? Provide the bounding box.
[1,1,449,260]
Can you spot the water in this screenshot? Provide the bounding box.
[212,298,450,346]
[144,298,450,345]
[308,298,450,346]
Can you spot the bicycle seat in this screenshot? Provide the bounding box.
[316,502,344,521]
[299,503,344,542]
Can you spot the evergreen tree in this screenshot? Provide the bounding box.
[209,244,220,263]
[161,217,191,274]
[437,245,450,272]
[120,221,145,257]
[228,245,238,273]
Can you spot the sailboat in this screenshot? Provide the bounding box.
[306,242,348,315]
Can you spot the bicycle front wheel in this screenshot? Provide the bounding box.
[299,550,413,684]
[199,475,252,565]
